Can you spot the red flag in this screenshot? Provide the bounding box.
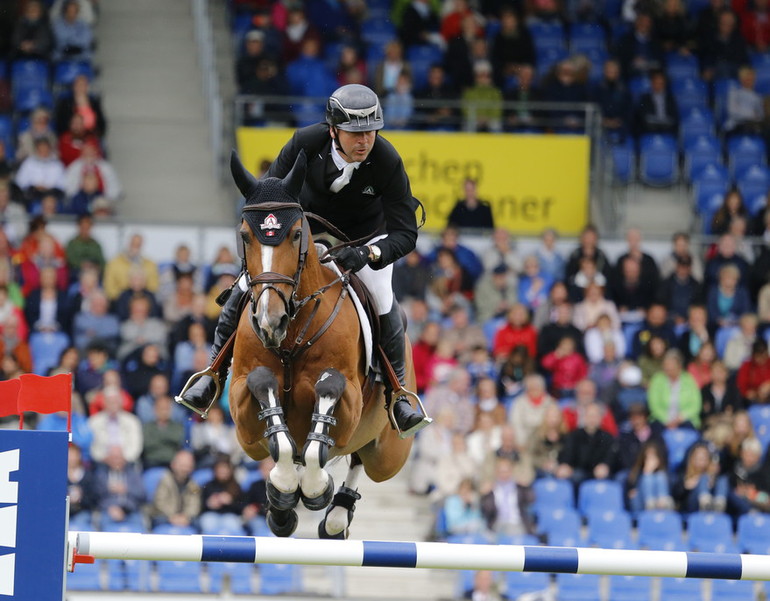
[0,379,21,417]
[17,373,72,415]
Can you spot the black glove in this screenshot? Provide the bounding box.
[331,246,369,272]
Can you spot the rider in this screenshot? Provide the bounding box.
[178,83,430,437]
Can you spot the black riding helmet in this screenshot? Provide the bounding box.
[325,84,384,132]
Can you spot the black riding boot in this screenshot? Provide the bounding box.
[176,283,246,416]
[379,303,431,437]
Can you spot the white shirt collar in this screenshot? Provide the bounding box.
[330,141,360,171]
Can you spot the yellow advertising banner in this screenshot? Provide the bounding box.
[236,127,590,235]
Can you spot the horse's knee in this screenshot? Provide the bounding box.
[247,366,279,402]
[315,369,346,400]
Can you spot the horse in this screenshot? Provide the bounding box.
[227,149,417,539]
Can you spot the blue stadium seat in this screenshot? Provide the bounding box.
[505,571,550,599]
[752,52,770,94]
[586,510,633,548]
[578,480,624,516]
[0,115,12,141]
[638,134,679,187]
[671,78,708,114]
[100,514,146,533]
[736,164,770,214]
[537,506,581,541]
[727,135,767,176]
[713,78,739,125]
[259,563,303,595]
[659,577,703,601]
[208,562,255,594]
[687,512,734,552]
[714,325,740,358]
[533,477,575,513]
[406,45,442,89]
[637,510,683,550]
[738,512,770,554]
[156,561,203,593]
[142,466,167,501]
[628,75,650,101]
[662,428,700,472]
[11,59,49,93]
[570,23,606,52]
[497,533,540,546]
[610,138,635,184]
[528,21,566,50]
[291,101,326,128]
[536,46,568,78]
[712,578,756,601]
[666,53,699,81]
[13,86,54,113]
[680,110,716,148]
[152,524,196,536]
[749,405,770,452]
[608,574,651,601]
[191,467,213,487]
[692,164,729,215]
[581,47,607,82]
[683,135,720,182]
[107,559,150,591]
[67,559,103,591]
[556,573,602,601]
[360,19,397,47]
[53,61,93,87]
[29,331,71,376]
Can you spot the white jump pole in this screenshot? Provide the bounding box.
[69,531,770,581]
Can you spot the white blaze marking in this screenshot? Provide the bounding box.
[258,245,273,332]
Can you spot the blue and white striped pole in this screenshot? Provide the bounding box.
[70,532,770,581]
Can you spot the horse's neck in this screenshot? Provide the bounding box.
[296,246,335,299]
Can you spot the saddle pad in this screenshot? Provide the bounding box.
[316,243,373,374]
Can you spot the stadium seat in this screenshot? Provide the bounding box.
[692,164,730,215]
[537,507,581,541]
[687,512,734,552]
[637,510,683,550]
[727,136,767,176]
[497,533,540,546]
[671,78,708,114]
[66,559,103,591]
[191,467,213,487]
[291,101,326,128]
[749,405,770,451]
[142,466,167,501]
[29,331,71,376]
[156,561,203,593]
[11,59,49,93]
[13,86,54,113]
[528,21,566,50]
[53,61,94,87]
[208,562,255,594]
[752,52,770,94]
[608,574,651,601]
[405,45,443,90]
[737,512,770,554]
[556,573,602,601]
[505,571,550,599]
[152,524,196,536]
[578,480,624,515]
[666,53,699,82]
[532,477,575,513]
[586,510,633,548]
[712,578,756,601]
[713,78,739,125]
[107,559,150,592]
[536,46,568,78]
[683,135,721,182]
[659,577,703,601]
[610,138,635,184]
[639,134,679,187]
[662,428,700,472]
[680,110,716,149]
[569,23,606,53]
[736,164,770,215]
[259,563,303,595]
[628,75,650,101]
[360,19,397,46]
[714,325,740,358]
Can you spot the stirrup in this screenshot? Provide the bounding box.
[387,387,433,439]
[174,366,222,419]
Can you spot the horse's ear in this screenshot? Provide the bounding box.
[230,149,259,198]
[282,149,306,200]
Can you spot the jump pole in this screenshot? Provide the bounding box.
[69,531,770,581]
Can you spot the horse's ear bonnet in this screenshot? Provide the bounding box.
[235,150,306,246]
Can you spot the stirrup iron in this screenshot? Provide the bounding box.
[174,366,222,419]
[387,387,433,439]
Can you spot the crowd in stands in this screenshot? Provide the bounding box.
[0,0,121,223]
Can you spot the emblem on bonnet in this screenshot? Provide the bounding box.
[260,213,282,236]
[362,186,375,195]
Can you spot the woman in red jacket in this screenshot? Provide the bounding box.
[492,303,537,360]
[737,339,770,404]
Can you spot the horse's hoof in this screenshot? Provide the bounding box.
[318,515,347,540]
[267,508,298,538]
[267,480,300,511]
[301,474,335,511]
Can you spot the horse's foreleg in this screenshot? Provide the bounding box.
[246,366,299,513]
[318,453,364,539]
[299,368,345,510]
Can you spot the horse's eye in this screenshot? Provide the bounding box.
[293,229,302,242]
[240,232,250,245]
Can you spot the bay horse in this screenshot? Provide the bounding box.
[227,150,416,538]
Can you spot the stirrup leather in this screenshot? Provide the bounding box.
[174,366,222,419]
[386,387,433,439]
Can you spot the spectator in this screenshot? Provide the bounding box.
[335,44,367,86]
[704,234,750,290]
[280,4,322,64]
[530,404,566,478]
[410,407,456,494]
[496,344,535,404]
[54,74,106,137]
[64,263,101,322]
[584,313,625,364]
[639,334,670,387]
[114,266,162,322]
[537,302,584,359]
[480,456,534,536]
[122,342,168,399]
[0,318,33,375]
[632,303,676,359]
[687,340,717,389]
[736,339,770,404]
[626,439,673,514]
[475,264,518,323]
[617,12,664,79]
[190,405,243,468]
[725,66,765,136]
[676,305,711,363]
[655,0,690,52]
[464,570,504,601]
[573,282,619,331]
[518,255,553,313]
[739,0,770,50]
[509,374,558,449]
[19,234,69,296]
[706,264,752,331]
[199,455,246,534]
[239,58,290,125]
[442,304,487,362]
[428,247,475,313]
[16,108,58,164]
[728,437,770,516]
[135,373,181,424]
[660,232,705,282]
[413,64,459,131]
[481,228,522,274]
[616,403,659,478]
[24,266,69,333]
[66,169,109,216]
[461,60,503,133]
[492,303,537,360]
[0,183,26,248]
[710,190,749,237]
[472,377,507,428]
[541,336,589,399]
[503,64,542,132]
[236,29,273,91]
[161,272,196,325]
[694,0,729,53]
[658,254,703,325]
[242,458,272,534]
[447,178,494,230]
[142,395,185,469]
[400,0,442,49]
[51,0,97,26]
[14,138,66,206]
[383,69,415,129]
[724,313,758,370]
[64,214,105,278]
[118,296,168,361]
[63,141,122,202]
[67,444,96,529]
[150,449,201,528]
[700,8,748,81]
[103,234,160,301]
[442,477,486,537]
[565,224,612,284]
[173,321,211,389]
[373,40,406,97]
[466,344,497,385]
[542,59,589,132]
[92,445,145,527]
[648,349,702,430]
[562,378,618,436]
[701,360,744,430]
[74,342,115,398]
[394,251,430,303]
[592,59,632,143]
[491,9,535,86]
[634,69,678,136]
[88,385,143,463]
[556,402,617,486]
[673,441,728,513]
[426,226,484,284]
[424,367,476,434]
[52,0,93,62]
[412,320,441,393]
[11,0,53,59]
[0,285,28,342]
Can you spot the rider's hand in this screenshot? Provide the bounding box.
[331,246,369,272]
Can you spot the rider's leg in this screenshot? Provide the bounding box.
[177,274,247,414]
[355,261,430,437]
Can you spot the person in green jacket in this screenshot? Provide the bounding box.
[648,348,702,430]
[461,60,503,132]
